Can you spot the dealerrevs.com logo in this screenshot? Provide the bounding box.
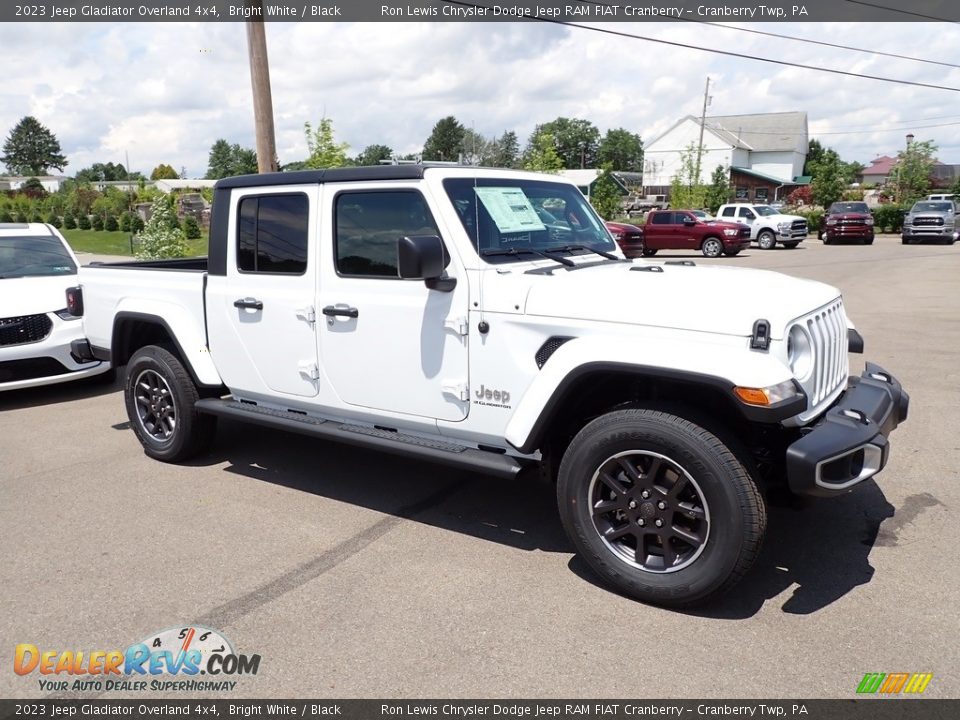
[14,626,260,692]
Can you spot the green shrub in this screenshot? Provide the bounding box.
[787,207,824,231]
[105,214,119,231]
[119,212,131,232]
[32,212,44,223]
[63,213,76,229]
[0,210,12,223]
[182,215,202,239]
[873,204,908,233]
[92,214,104,231]
[135,197,188,259]
[45,212,61,228]
[130,215,145,233]
[77,214,91,230]
[15,212,29,223]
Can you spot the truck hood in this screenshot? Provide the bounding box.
[505,261,839,339]
[760,213,805,223]
[0,275,75,317]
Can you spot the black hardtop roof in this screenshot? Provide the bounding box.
[214,164,441,190]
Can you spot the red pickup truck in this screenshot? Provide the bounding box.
[644,210,751,258]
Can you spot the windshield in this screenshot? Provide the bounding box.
[829,202,870,214]
[754,206,780,216]
[443,178,617,263]
[0,235,77,278]
[911,202,953,213]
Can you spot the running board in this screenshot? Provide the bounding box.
[194,399,526,479]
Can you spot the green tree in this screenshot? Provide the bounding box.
[205,140,258,179]
[92,214,104,231]
[589,164,623,219]
[136,196,188,259]
[894,139,937,203]
[63,212,76,229]
[45,211,61,228]
[669,143,707,209]
[422,116,465,162]
[704,165,731,213]
[598,128,643,172]
[182,215,202,240]
[104,214,119,231]
[150,163,179,180]
[811,152,846,207]
[803,139,826,177]
[528,118,600,169]
[459,128,490,166]
[487,131,519,168]
[304,118,349,169]
[1,116,67,175]
[74,162,128,182]
[77,214,91,230]
[354,144,393,166]
[522,132,564,173]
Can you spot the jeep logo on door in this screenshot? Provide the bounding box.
[474,384,511,408]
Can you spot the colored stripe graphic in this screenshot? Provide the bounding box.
[857,673,885,693]
[903,673,934,694]
[880,673,909,693]
[857,672,933,694]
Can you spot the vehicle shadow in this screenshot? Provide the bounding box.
[569,480,897,617]
[188,418,571,554]
[191,419,900,615]
[0,370,119,411]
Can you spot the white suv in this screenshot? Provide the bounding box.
[0,223,110,391]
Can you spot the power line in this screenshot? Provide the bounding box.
[843,0,960,24]
[438,1,960,93]
[571,0,960,69]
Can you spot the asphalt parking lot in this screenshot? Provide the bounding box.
[2,234,958,699]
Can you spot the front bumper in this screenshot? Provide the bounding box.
[825,226,874,240]
[785,362,909,497]
[902,227,958,242]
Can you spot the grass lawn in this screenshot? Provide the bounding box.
[62,229,208,258]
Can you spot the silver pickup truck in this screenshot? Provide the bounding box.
[901,200,958,244]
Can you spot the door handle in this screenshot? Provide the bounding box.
[233,298,264,310]
[322,305,359,319]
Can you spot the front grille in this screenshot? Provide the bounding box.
[791,220,808,232]
[838,218,866,226]
[913,216,943,226]
[739,227,751,237]
[0,357,69,383]
[0,314,52,347]
[804,300,848,408]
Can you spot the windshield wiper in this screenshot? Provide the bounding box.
[481,246,575,267]
[544,244,622,262]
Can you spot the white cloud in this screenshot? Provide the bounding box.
[0,20,959,177]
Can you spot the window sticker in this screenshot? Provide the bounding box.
[475,187,546,234]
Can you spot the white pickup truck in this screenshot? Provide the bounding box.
[717,203,809,249]
[68,166,908,606]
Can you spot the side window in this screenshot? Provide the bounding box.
[237,194,308,274]
[738,208,756,220]
[721,207,735,218]
[335,191,440,278]
[675,212,692,223]
[650,212,671,225]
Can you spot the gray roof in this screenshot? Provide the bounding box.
[704,112,808,152]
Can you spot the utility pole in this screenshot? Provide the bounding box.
[246,1,278,173]
[695,77,711,186]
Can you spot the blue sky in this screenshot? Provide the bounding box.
[1,21,959,177]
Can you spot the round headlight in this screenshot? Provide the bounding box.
[787,325,813,381]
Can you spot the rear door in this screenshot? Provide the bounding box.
[674,211,699,249]
[646,211,673,248]
[316,183,470,422]
[206,185,320,398]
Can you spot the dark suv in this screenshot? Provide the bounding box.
[820,202,874,245]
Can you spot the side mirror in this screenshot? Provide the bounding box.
[682,218,697,227]
[397,235,455,291]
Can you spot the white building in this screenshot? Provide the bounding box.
[0,175,68,192]
[643,112,809,199]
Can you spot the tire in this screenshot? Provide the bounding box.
[557,409,765,607]
[781,241,800,249]
[864,237,874,245]
[723,249,741,257]
[757,230,777,250]
[124,345,217,462]
[642,248,658,257]
[901,235,909,245]
[701,237,723,258]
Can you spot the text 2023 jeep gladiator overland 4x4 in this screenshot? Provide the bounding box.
[68,166,908,606]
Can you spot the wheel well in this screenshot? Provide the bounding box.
[701,235,722,247]
[758,227,775,236]
[112,317,175,368]
[533,370,751,458]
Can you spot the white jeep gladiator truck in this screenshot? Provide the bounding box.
[68,166,908,606]
[717,203,809,249]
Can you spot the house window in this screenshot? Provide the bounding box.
[755,188,769,201]
[735,187,749,199]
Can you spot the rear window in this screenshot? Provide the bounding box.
[0,235,76,278]
[650,212,672,225]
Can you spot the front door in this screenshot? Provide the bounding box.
[206,186,320,398]
[317,184,469,422]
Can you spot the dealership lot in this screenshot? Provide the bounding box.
[1,234,958,699]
